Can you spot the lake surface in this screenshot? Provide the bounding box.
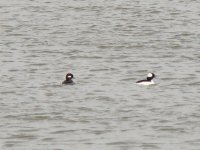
[0,0,200,149]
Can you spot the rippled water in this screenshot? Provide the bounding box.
[0,0,200,149]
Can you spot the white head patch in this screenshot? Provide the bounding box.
[68,75,72,78]
[147,73,153,77]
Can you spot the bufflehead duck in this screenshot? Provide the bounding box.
[62,73,74,84]
[136,73,155,85]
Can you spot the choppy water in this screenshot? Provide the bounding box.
[0,0,200,149]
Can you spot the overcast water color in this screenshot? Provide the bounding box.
[0,0,200,149]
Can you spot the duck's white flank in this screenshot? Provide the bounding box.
[136,80,155,85]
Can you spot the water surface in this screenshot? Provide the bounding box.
[0,0,200,149]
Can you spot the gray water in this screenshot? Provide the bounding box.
[0,0,200,149]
